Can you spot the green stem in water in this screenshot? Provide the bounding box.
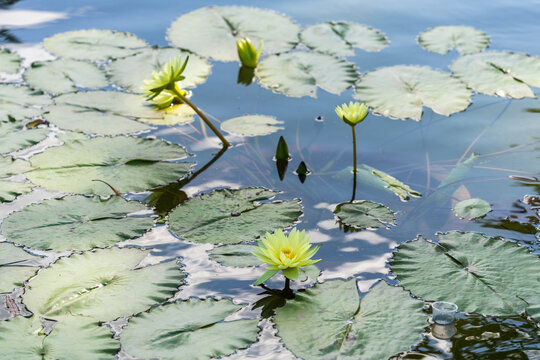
[351,125,357,202]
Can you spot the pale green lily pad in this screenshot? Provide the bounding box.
[167,6,300,62]
[209,244,260,267]
[121,298,259,360]
[24,59,109,95]
[0,242,40,293]
[334,200,395,229]
[0,84,52,122]
[390,232,540,320]
[23,247,185,321]
[418,26,490,55]
[2,195,154,251]
[169,188,302,244]
[371,168,422,201]
[256,51,358,98]
[0,121,49,154]
[26,136,193,195]
[44,29,148,61]
[450,51,540,98]
[221,115,284,137]
[0,181,34,202]
[353,65,471,121]
[300,22,389,57]
[453,198,492,219]
[0,316,119,359]
[108,47,211,92]
[0,48,21,74]
[275,280,426,359]
[0,156,32,177]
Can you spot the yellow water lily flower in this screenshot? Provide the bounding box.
[335,101,368,126]
[142,56,189,108]
[236,37,263,68]
[253,228,321,285]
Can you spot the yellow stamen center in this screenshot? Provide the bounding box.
[281,247,295,259]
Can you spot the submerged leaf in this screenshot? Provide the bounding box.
[209,244,260,267]
[417,26,490,55]
[221,115,284,137]
[0,48,21,74]
[371,168,421,201]
[334,200,396,229]
[453,198,492,219]
[0,84,51,122]
[0,242,40,293]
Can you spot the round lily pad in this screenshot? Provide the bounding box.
[0,84,51,122]
[220,115,284,137]
[453,198,491,219]
[418,26,490,55]
[0,120,49,155]
[334,200,396,229]
[0,242,40,293]
[0,48,21,74]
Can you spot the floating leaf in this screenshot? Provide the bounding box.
[0,157,32,177]
[453,198,492,219]
[334,200,395,229]
[44,29,147,61]
[209,244,260,267]
[24,59,109,95]
[0,121,49,154]
[0,181,33,202]
[26,136,193,195]
[108,47,211,92]
[0,242,39,293]
[371,168,422,201]
[221,115,284,137]
[417,26,490,55]
[0,316,119,359]
[450,51,540,98]
[121,298,259,360]
[2,195,154,251]
[167,6,300,62]
[353,65,471,121]
[274,280,426,359]
[169,188,302,244]
[23,247,185,321]
[390,232,540,320]
[256,51,358,98]
[300,22,389,57]
[0,84,51,122]
[0,48,21,74]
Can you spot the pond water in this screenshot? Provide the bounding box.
[0,0,539,359]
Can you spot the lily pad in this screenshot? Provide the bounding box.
[300,22,389,57]
[0,120,49,155]
[209,244,260,267]
[0,242,40,293]
[256,51,358,98]
[23,247,185,321]
[274,280,426,359]
[107,47,211,92]
[167,6,300,62]
[44,29,148,61]
[121,298,259,360]
[0,156,32,177]
[26,136,193,195]
[450,51,540,98]
[0,181,34,202]
[390,232,540,320]
[24,59,109,95]
[0,84,52,122]
[334,200,395,229]
[2,195,154,251]
[453,198,492,219]
[220,115,284,137]
[168,188,302,244]
[0,157,34,202]
[371,168,422,201]
[0,316,119,359]
[353,65,471,121]
[417,26,490,55]
[0,48,21,74]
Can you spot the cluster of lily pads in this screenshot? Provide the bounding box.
[0,4,539,360]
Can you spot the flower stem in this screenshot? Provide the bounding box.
[170,88,231,148]
[282,277,294,299]
[351,125,357,202]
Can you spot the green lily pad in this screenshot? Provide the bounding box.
[167,6,300,62]
[2,195,154,251]
[26,136,193,195]
[209,244,260,267]
[453,198,492,219]
[44,29,148,61]
[220,115,284,137]
[24,59,109,95]
[0,121,49,155]
[0,48,21,74]
[390,232,540,320]
[353,65,471,121]
[0,181,34,202]
[450,51,540,98]
[0,156,32,177]
[0,242,40,293]
[256,51,358,98]
[23,247,185,321]
[0,84,51,122]
[371,168,422,201]
[0,316,119,359]
[417,26,490,55]
[334,200,395,229]
[300,22,389,57]
[274,280,426,359]
[107,47,211,92]
[0,157,34,202]
[169,188,302,244]
[121,298,259,360]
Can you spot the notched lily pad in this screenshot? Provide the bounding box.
[453,198,492,219]
[167,6,300,62]
[220,115,284,137]
[418,26,490,55]
[334,200,396,229]
[301,21,389,57]
[0,242,40,293]
[0,48,21,74]
[0,84,52,122]
[256,51,358,98]
[354,65,471,121]
[168,188,302,244]
[121,298,259,360]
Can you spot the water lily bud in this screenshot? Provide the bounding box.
[236,37,263,68]
[335,101,369,126]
